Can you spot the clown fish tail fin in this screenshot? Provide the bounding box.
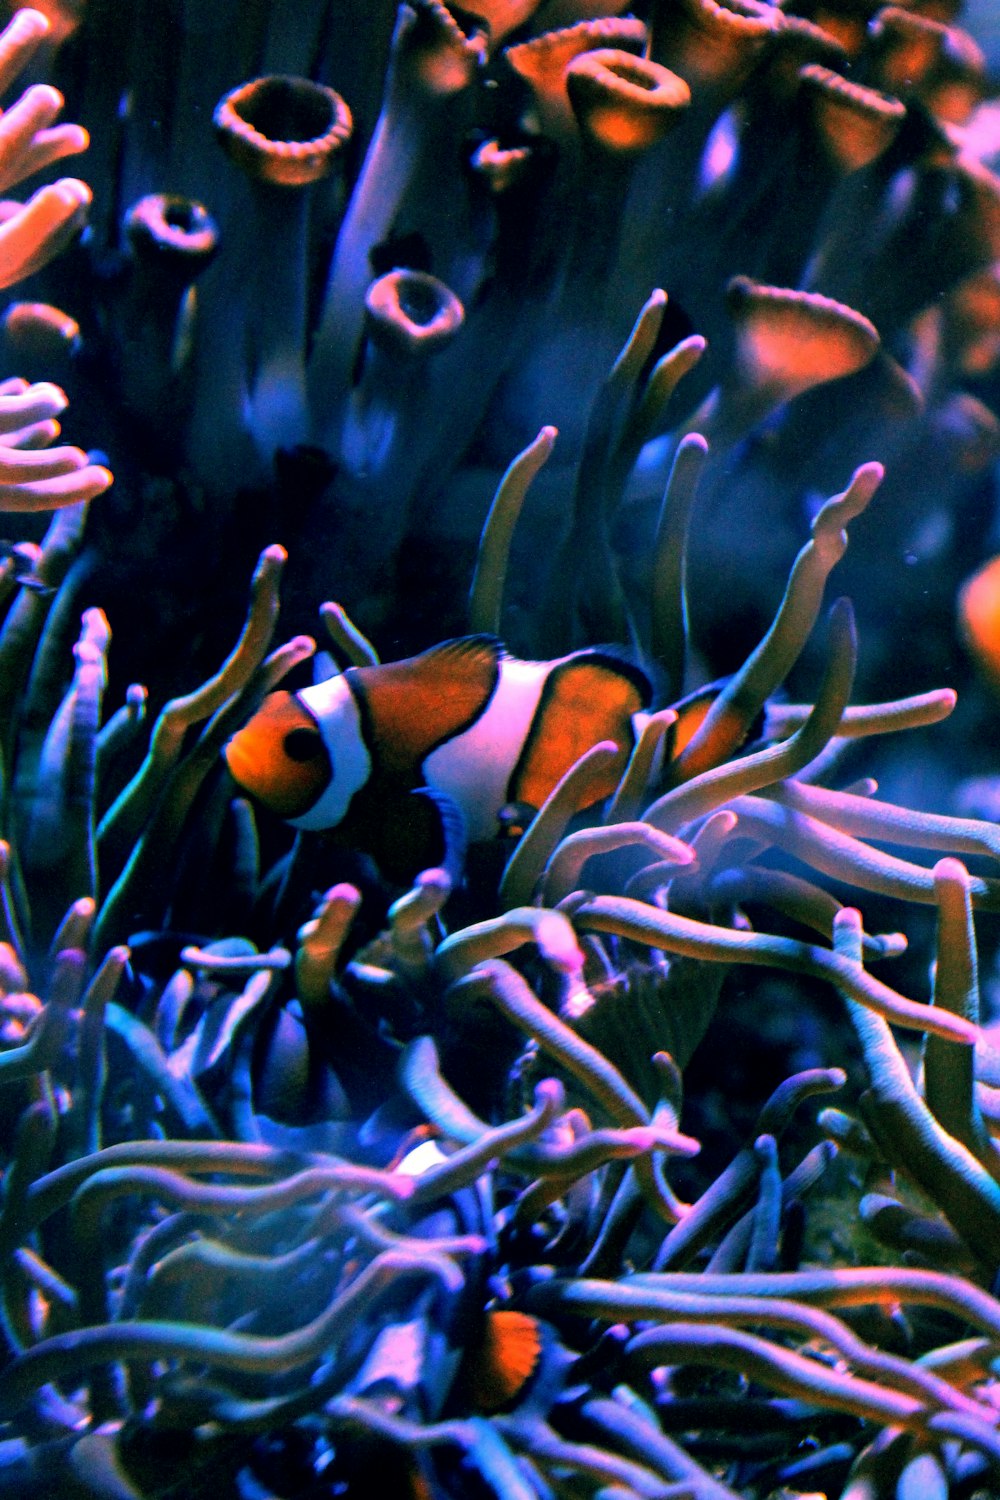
[655,675,771,788]
[466,1309,543,1412]
[662,678,729,763]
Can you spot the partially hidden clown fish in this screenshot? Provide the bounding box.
[223,634,714,880]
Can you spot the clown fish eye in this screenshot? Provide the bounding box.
[283,727,324,763]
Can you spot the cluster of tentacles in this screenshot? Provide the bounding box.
[0,343,994,1498]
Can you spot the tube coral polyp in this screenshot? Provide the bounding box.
[7,0,991,671]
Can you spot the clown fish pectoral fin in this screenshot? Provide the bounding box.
[645,677,773,798]
[411,786,467,886]
[664,675,770,762]
[344,782,467,885]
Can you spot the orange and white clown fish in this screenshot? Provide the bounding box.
[224,634,662,879]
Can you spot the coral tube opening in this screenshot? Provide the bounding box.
[214,74,353,187]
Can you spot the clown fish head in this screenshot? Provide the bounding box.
[223,673,372,831]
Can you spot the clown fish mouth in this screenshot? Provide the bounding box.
[223,689,332,819]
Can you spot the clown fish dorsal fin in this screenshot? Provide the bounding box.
[510,648,652,814]
[349,636,503,780]
[467,1309,543,1412]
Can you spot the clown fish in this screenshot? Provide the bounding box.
[224,634,663,879]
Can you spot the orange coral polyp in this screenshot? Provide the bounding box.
[566,49,691,153]
[798,64,906,174]
[406,0,487,93]
[726,276,880,404]
[213,75,352,189]
[124,193,218,270]
[648,0,777,86]
[451,0,537,48]
[364,269,464,357]
[868,6,985,123]
[505,16,646,138]
[469,136,535,194]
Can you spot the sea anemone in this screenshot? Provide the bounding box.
[0,271,991,1496]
